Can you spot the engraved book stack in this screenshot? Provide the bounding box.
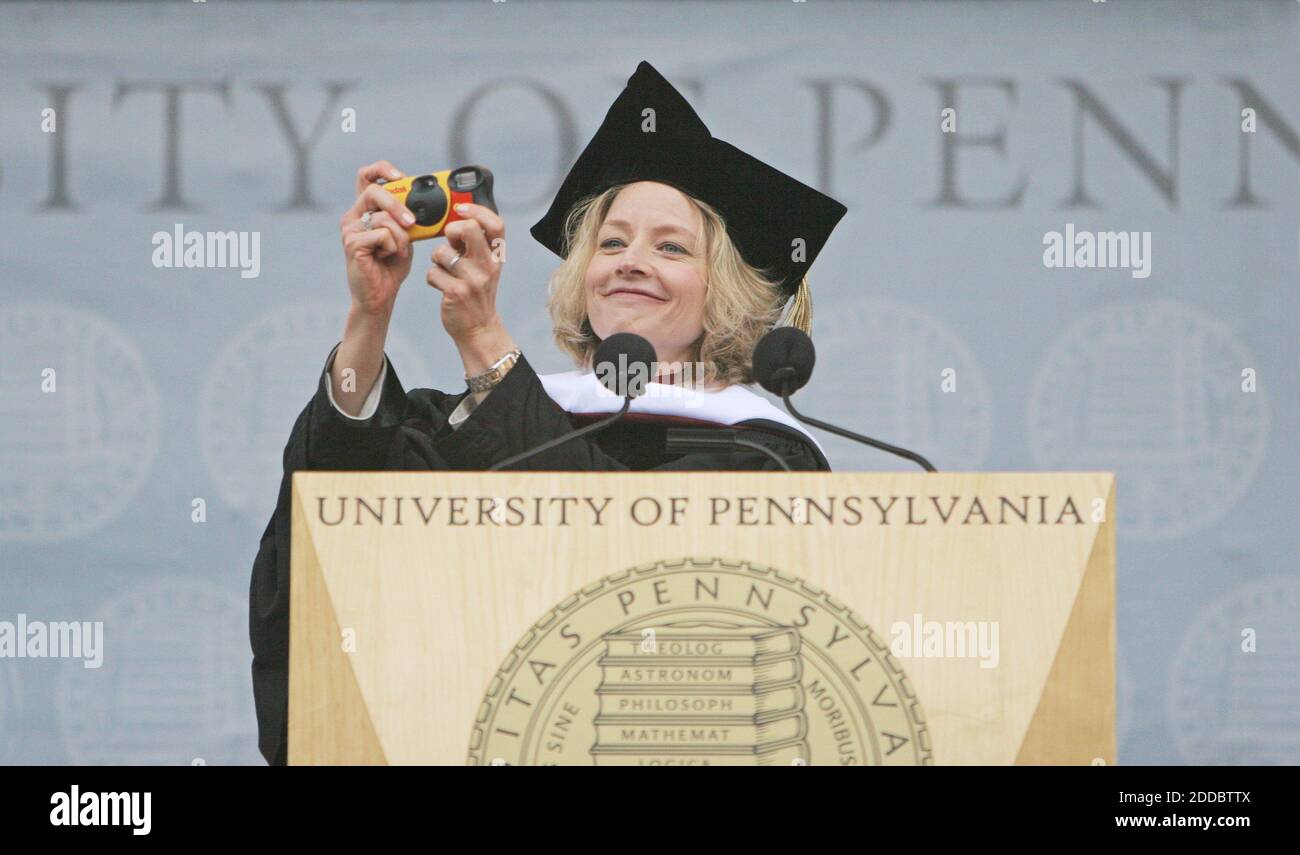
[591,624,810,766]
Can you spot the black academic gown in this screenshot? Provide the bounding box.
[248,342,830,765]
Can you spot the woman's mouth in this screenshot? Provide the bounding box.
[605,289,667,303]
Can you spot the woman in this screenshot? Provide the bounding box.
[249,61,846,764]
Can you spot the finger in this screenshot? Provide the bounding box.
[346,226,397,261]
[367,210,412,258]
[431,242,483,279]
[425,262,469,297]
[347,183,418,227]
[339,208,387,243]
[355,160,404,196]
[344,225,397,261]
[364,184,418,227]
[443,218,493,267]
[340,209,389,237]
[452,202,504,242]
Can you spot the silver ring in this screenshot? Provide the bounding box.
[446,252,462,270]
[361,211,374,230]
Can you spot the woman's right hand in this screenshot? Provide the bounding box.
[340,160,417,318]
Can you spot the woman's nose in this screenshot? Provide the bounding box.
[616,242,650,276]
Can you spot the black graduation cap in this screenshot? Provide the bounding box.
[530,61,847,303]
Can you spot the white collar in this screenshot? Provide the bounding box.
[536,370,827,456]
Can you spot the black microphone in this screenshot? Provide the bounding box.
[487,333,656,471]
[752,327,938,472]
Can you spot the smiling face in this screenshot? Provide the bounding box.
[584,181,709,373]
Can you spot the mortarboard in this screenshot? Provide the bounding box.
[530,61,847,318]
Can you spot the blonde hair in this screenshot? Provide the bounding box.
[546,182,808,389]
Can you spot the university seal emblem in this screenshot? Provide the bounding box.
[468,558,932,766]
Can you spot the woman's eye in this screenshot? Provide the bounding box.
[600,238,623,249]
[661,243,686,254]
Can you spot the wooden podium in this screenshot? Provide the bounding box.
[288,472,1114,765]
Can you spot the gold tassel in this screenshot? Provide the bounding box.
[785,274,813,335]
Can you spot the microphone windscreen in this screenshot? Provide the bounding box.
[593,332,658,397]
[752,326,816,395]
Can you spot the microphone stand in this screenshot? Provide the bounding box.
[779,382,937,473]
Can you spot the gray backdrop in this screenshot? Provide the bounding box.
[0,0,1296,765]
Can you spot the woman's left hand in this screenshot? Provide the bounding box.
[426,202,508,347]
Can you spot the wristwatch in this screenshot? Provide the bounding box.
[466,347,521,393]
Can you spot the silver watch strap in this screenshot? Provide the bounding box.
[466,348,521,393]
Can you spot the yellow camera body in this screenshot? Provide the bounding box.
[379,165,496,241]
